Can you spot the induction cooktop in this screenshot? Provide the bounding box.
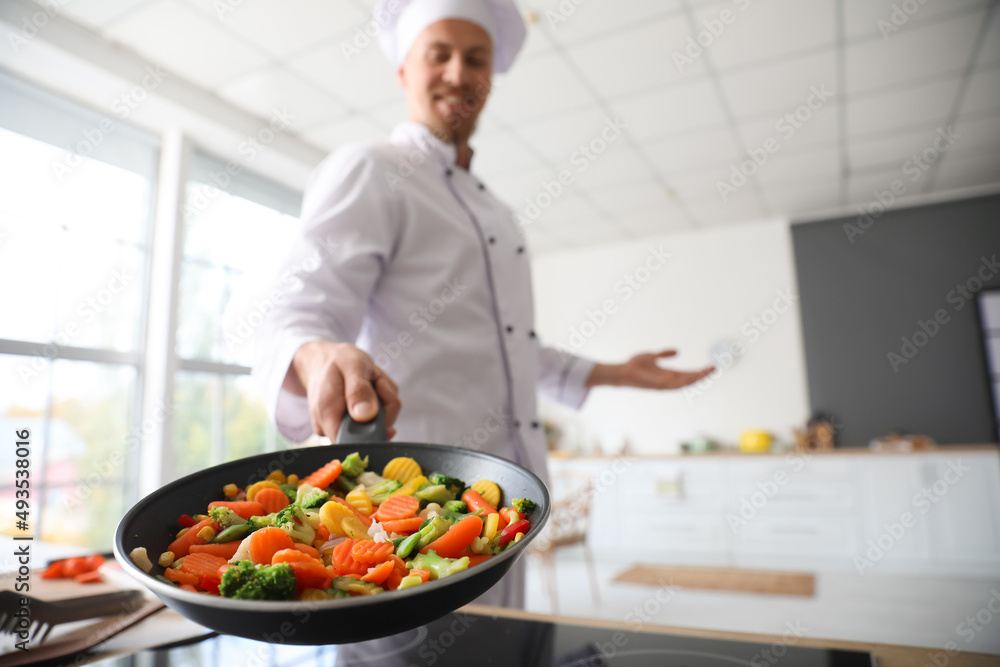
[86,609,875,667]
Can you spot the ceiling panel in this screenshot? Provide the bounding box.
[755,148,841,188]
[720,52,837,119]
[287,40,403,113]
[103,0,270,90]
[586,179,676,214]
[218,65,349,130]
[182,0,367,60]
[645,127,742,176]
[848,124,955,171]
[572,144,654,190]
[847,78,961,137]
[691,0,836,71]
[738,106,838,156]
[513,107,622,164]
[844,9,984,95]
[565,16,707,100]
[766,179,840,215]
[612,80,725,142]
[960,65,1000,116]
[304,114,387,152]
[533,0,681,46]
[934,150,1000,191]
[59,0,149,30]
[841,0,987,40]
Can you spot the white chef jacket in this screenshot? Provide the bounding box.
[254,121,595,482]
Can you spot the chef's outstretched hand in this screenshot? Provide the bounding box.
[287,341,401,440]
[585,349,715,390]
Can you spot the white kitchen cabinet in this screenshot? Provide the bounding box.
[550,448,1000,577]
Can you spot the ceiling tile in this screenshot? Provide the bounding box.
[846,166,911,203]
[365,100,408,131]
[513,107,622,164]
[218,65,349,130]
[756,148,840,188]
[842,0,987,41]
[933,150,1000,191]
[304,114,387,152]
[537,0,682,46]
[612,80,725,142]
[960,65,1000,116]
[720,52,837,119]
[665,167,732,203]
[764,179,840,216]
[847,78,960,137]
[565,16,707,100]
[287,39,402,112]
[977,6,1000,67]
[738,106,838,156]
[691,0,835,71]
[613,207,691,236]
[951,112,1000,153]
[470,132,548,180]
[529,190,602,227]
[845,10,984,95]
[645,127,741,176]
[586,179,675,214]
[486,52,595,125]
[849,124,960,171]
[685,186,765,225]
[60,0,148,30]
[103,0,270,90]
[572,144,653,189]
[488,167,559,208]
[518,21,556,62]
[182,0,367,60]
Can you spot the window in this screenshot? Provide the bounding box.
[0,73,157,549]
[170,152,302,481]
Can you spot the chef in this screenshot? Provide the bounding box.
[253,0,712,611]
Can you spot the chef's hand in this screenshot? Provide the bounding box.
[585,349,715,390]
[287,341,401,440]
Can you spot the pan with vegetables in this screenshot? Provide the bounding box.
[113,407,549,644]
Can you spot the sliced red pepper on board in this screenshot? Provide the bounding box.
[497,519,529,548]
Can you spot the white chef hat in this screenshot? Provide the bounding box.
[374,0,527,73]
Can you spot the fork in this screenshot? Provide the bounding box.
[0,588,143,645]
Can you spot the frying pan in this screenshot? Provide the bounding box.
[113,407,549,644]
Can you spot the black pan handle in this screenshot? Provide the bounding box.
[336,397,386,444]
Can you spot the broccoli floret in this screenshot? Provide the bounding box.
[275,506,316,544]
[218,561,296,600]
[208,506,247,529]
[512,498,537,515]
[341,452,369,478]
[409,550,469,580]
[428,473,465,497]
[414,484,456,505]
[279,483,298,501]
[369,479,402,505]
[443,500,467,514]
[294,483,329,509]
[245,513,276,532]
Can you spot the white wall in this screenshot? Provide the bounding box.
[531,217,811,455]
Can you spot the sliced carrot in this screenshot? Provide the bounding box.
[254,487,291,515]
[332,538,368,576]
[380,517,424,534]
[247,527,295,565]
[382,555,409,591]
[74,570,103,584]
[462,489,498,515]
[421,515,484,558]
[189,541,242,559]
[301,458,342,490]
[351,539,393,564]
[360,560,394,585]
[178,583,199,593]
[180,552,230,580]
[164,567,198,586]
[374,494,419,522]
[316,523,331,542]
[467,554,493,567]
[167,518,216,558]
[409,568,431,583]
[208,500,265,520]
[291,542,321,559]
[272,549,330,579]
